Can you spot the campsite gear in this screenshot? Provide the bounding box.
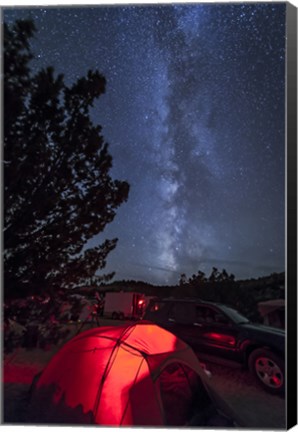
[28,321,241,426]
[257,299,285,329]
[103,291,147,320]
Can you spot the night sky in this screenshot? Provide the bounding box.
[4,3,286,285]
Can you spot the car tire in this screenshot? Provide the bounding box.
[111,312,118,320]
[248,348,284,395]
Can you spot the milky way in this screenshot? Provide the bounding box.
[4,3,286,284]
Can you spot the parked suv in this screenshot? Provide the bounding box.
[144,298,285,394]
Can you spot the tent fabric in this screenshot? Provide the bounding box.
[258,299,285,317]
[158,362,200,425]
[28,321,216,426]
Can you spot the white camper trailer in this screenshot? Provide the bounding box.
[103,292,147,320]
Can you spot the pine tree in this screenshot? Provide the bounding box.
[4,20,129,299]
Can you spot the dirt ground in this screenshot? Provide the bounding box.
[203,362,285,428]
[2,320,286,428]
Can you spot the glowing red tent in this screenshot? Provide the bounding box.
[28,322,238,426]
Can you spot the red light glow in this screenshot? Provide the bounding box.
[4,363,40,384]
[272,376,282,386]
[205,332,236,346]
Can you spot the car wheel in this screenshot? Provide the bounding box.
[248,348,284,394]
[118,313,125,320]
[111,312,118,320]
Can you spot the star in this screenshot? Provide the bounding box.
[4,3,286,283]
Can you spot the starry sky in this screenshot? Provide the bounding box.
[4,3,286,285]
